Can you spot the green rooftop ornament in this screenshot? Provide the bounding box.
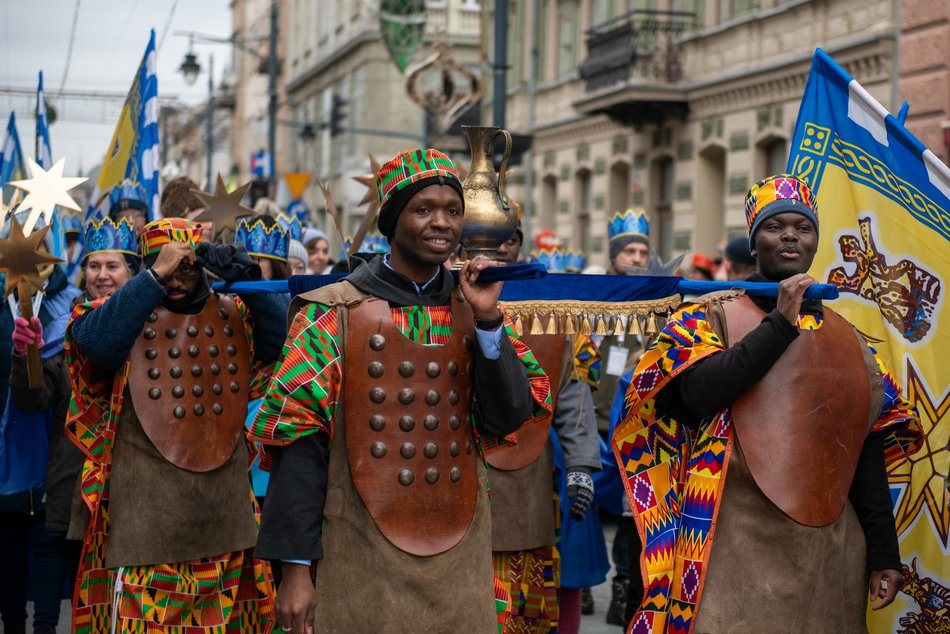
[380,0,427,72]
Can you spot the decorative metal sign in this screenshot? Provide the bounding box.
[405,42,481,133]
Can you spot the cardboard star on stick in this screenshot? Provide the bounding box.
[352,153,383,207]
[349,154,383,256]
[0,215,62,295]
[0,215,63,387]
[9,158,86,233]
[192,175,255,237]
[318,180,350,269]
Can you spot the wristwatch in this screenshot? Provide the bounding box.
[474,311,504,331]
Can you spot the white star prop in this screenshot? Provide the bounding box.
[9,158,86,233]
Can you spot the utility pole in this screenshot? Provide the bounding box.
[267,1,278,194]
[493,0,508,129]
[206,54,215,189]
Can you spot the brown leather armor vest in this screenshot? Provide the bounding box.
[485,321,566,471]
[723,296,872,527]
[128,294,250,473]
[343,294,479,557]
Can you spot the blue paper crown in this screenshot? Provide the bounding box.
[235,216,290,262]
[341,232,391,260]
[108,179,149,213]
[564,251,586,272]
[83,216,138,259]
[533,248,566,272]
[63,212,83,236]
[607,208,650,242]
[276,212,303,242]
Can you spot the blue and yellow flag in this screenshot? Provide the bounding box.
[788,48,949,633]
[35,70,68,267]
[84,29,160,224]
[0,112,26,201]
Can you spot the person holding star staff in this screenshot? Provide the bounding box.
[0,198,82,634]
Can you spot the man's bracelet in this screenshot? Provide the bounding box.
[474,311,504,331]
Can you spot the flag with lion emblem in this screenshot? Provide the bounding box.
[788,48,949,634]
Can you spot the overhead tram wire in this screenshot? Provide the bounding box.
[59,0,82,93]
[158,0,179,51]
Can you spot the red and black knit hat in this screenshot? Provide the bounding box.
[375,148,464,238]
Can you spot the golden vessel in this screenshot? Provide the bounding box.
[459,125,516,258]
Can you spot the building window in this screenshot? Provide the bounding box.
[318,1,330,44]
[755,136,788,181]
[507,1,524,88]
[673,0,704,30]
[591,0,614,27]
[574,168,593,254]
[540,174,557,231]
[651,157,675,260]
[558,0,578,78]
[720,0,760,22]
[536,0,548,83]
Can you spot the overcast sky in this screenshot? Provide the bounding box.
[1,0,233,177]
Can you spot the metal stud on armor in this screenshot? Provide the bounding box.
[129,294,250,472]
[344,296,478,556]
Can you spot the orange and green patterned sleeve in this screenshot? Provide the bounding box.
[249,302,342,445]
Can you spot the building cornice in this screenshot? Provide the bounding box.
[526,33,893,140]
[686,34,892,116]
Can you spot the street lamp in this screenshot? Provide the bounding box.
[179,37,201,86]
[174,1,279,194]
[176,41,215,189]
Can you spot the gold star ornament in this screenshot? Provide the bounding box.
[9,158,86,232]
[0,215,62,295]
[352,154,383,207]
[193,175,255,236]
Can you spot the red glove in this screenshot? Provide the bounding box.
[12,317,44,355]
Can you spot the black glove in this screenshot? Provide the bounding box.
[566,466,595,521]
[195,243,261,282]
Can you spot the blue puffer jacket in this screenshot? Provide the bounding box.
[0,268,81,496]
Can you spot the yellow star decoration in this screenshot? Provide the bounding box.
[8,158,86,233]
[889,359,949,547]
[352,154,383,207]
[193,174,255,236]
[0,215,62,295]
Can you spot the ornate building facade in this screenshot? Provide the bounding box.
[493,0,947,268]
[283,1,481,237]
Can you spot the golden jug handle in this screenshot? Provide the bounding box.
[496,129,513,210]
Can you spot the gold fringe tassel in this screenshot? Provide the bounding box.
[530,313,544,335]
[500,296,680,337]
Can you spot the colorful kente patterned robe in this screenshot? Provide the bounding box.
[250,300,552,633]
[490,334,602,634]
[65,294,276,634]
[612,297,923,634]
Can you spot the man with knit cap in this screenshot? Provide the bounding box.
[65,218,286,633]
[594,209,654,625]
[614,174,921,633]
[251,148,552,633]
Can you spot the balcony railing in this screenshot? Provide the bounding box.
[578,10,696,92]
